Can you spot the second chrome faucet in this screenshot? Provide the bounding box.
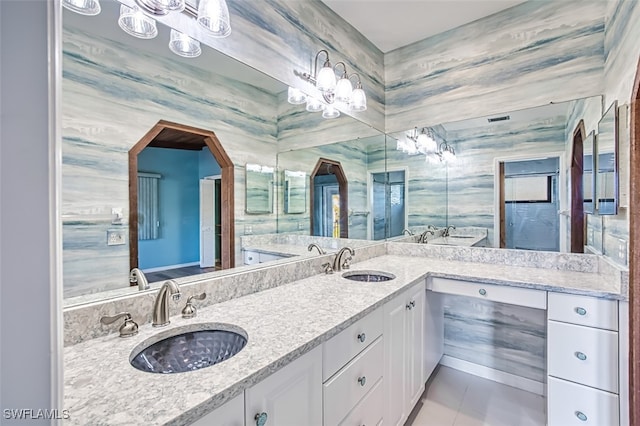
[152,280,181,327]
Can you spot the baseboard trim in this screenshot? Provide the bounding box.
[142,262,200,273]
[440,355,545,396]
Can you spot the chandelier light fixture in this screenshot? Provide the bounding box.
[397,127,456,163]
[63,0,232,59]
[288,49,367,119]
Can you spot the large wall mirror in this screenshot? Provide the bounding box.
[61,2,384,305]
[386,95,604,251]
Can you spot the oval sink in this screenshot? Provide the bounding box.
[130,324,247,374]
[342,270,396,282]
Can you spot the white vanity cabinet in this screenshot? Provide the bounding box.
[322,307,384,426]
[384,281,426,426]
[245,345,323,426]
[190,393,244,426]
[243,250,288,265]
[547,292,621,426]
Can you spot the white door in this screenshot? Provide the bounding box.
[245,345,323,426]
[199,179,215,268]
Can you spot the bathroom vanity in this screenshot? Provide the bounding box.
[63,244,628,425]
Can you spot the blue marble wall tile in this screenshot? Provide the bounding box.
[385,0,605,133]
[443,294,546,383]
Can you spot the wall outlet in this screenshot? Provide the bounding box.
[107,230,126,246]
[617,239,628,264]
[244,225,253,235]
[298,222,304,230]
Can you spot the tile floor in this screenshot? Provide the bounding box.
[407,366,546,426]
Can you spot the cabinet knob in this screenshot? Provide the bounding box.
[410,300,416,308]
[255,412,268,426]
[248,256,254,261]
[357,332,366,343]
[575,307,587,316]
[406,303,413,310]
[574,351,587,361]
[478,289,487,296]
[357,376,366,386]
[575,411,588,422]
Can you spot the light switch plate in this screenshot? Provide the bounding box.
[107,230,126,246]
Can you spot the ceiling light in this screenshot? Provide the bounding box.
[168,29,201,58]
[118,4,158,39]
[62,0,101,16]
[197,0,232,38]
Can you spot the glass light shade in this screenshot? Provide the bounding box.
[316,64,337,93]
[306,97,324,112]
[169,29,202,58]
[322,104,340,119]
[334,77,353,103]
[62,0,101,16]
[197,0,232,38]
[287,87,307,105]
[417,133,437,154]
[118,5,158,39]
[442,147,456,163]
[349,87,367,111]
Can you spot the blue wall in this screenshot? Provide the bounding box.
[137,147,220,270]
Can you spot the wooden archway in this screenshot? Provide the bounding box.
[570,120,586,253]
[629,56,640,426]
[128,120,234,274]
[309,158,348,238]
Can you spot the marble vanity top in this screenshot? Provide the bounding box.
[64,254,623,425]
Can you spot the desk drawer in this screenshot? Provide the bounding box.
[548,376,619,426]
[338,377,383,426]
[323,337,383,426]
[548,320,618,393]
[323,307,383,381]
[428,277,546,309]
[548,292,618,330]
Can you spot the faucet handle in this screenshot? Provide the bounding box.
[100,312,138,338]
[322,262,334,274]
[182,292,207,319]
[341,255,353,270]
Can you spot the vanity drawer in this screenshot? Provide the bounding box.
[338,377,383,426]
[548,292,618,330]
[323,336,384,426]
[548,376,619,426]
[428,277,546,309]
[548,320,618,393]
[323,307,383,381]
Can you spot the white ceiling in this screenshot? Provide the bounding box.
[320,0,527,52]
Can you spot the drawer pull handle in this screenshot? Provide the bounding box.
[575,411,588,422]
[575,351,587,361]
[255,412,268,426]
[358,376,367,386]
[575,307,587,316]
[479,289,487,296]
[357,333,366,343]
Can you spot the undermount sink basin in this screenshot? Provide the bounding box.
[447,235,476,239]
[130,324,247,374]
[342,270,396,282]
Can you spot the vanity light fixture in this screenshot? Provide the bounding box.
[399,127,457,164]
[65,0,230,59]
[62,0,102,16]
[168,29,202,58]
[118,4,158,39]
[288,48,368,119]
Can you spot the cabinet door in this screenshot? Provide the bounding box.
[407,282,425,410]
[424,291,444,382]
[245,345,322,426]
[384,290,409,426]
[191,393,244,426]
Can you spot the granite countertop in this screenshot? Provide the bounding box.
[64,254,622,425]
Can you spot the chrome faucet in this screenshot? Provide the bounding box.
[130,268,149,291]
[307,243,326,255]
[417,230,434,243]
[332,246,355,271]
[442,225,456,237]
[152,280,181,327]
[402,228,414,236]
